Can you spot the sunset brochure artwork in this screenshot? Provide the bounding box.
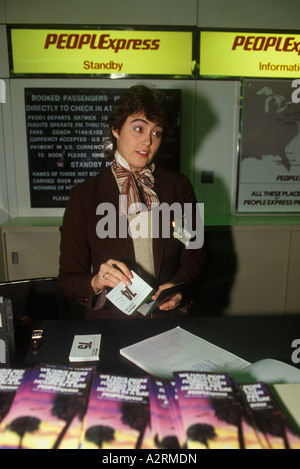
[0,368,26,426]
[0,366,299,450]
[240,381,300,449]
[81,373,153,449]
[0,364,94,449]
[173,371,263,450]
[148,378,186,450]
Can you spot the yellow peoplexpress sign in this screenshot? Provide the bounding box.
[10,28,194,76]
[200,31,300,78]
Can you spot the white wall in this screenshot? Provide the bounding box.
[4,0,197,24]
[198,0,300,30]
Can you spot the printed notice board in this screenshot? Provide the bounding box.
[25,88,181,208]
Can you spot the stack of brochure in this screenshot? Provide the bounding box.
[0,365,299,449]
[0,327,299,449]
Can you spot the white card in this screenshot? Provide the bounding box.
[106,271,153,315]
[173,225,192,246]
[69,334,101,362]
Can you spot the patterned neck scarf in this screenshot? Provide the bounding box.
[112,153,159,215]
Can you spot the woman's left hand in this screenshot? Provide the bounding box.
[151,282,182,311]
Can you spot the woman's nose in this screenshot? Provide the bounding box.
[142,131,152,146]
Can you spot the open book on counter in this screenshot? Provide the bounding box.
[119,326,300,384]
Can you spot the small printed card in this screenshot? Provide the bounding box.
[173,225,192,246]
[106,271,154,316]
[69,334,101,362]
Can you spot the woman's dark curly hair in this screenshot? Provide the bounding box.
[103,84,173,159]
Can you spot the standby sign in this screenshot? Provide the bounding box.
[9,28,194,77]
[200,31,300,78]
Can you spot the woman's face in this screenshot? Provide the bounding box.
[112,113,163,172]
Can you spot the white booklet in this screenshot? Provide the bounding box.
[120,326,251,379]
[69,334,101,362]
[120,326,300,384]
[232,358,300,384]
[106,270,153,316]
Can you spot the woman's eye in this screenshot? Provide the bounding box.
[132,125,162,138]
[153,130,162,138]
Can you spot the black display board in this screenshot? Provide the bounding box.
[25,88,181,208]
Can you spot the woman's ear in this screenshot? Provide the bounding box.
[111,127,119,139]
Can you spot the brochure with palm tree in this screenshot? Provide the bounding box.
[240,382,300,449]
[0,364,94,449]
[0,366,299,450]
[81,373,153,449]
[0,369,26,428]
[173,371,263,449]
[148,378,186,449]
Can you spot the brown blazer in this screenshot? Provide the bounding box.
[58,166,207,318]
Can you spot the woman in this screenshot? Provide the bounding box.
[58,84,206,318]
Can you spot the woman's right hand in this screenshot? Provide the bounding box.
[91,259,133,293]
